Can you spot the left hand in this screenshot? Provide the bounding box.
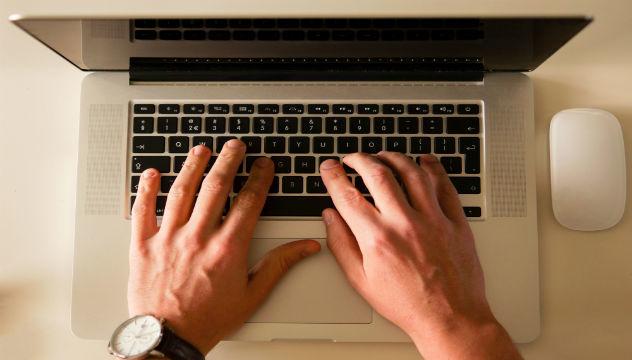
[128,141,321,354]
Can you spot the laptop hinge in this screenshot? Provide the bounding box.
[129,57,484,82]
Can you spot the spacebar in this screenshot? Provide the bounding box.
[261,196,334,217]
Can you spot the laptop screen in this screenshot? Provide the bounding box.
[12,17,591,73]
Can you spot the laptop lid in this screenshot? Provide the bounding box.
[10,16,591,80]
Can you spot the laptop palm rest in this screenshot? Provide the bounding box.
[247,238,372,324]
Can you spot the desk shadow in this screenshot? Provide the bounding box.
[0,280,43,358]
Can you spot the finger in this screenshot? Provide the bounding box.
[189,139,246,234]
[419,154,467,223]
[161,145,211,231]
[342,153,410,215]
[319,159,380,234]
[323,209,366,290]
[376,151,441,214]
[247,240,321,308]
[131,169,160,243]
[219,157,274,247]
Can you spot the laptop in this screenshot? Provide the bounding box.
[11,15,590,343]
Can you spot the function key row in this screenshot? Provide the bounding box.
[133,103,480,115]
[133,116,480,135]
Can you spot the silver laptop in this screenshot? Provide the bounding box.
[11,15,590,343]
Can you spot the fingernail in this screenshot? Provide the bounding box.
[301,242,321,257]
[320,159,339,170]
[142,169,157,178]
[421,154,438,163]
[226,139,245,149]
[322,209,333,225]
[192,145,209,155]
[254,157,271,168]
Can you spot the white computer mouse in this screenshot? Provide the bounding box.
[550,108,626,231]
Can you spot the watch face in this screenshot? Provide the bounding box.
[109,315,162,358]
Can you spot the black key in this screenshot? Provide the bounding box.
[135,30,157,40]
[374,117,394,134]
[159,104,180,114]
[182,19,204,28]
[325,19,347,28]
[349,117,370,134]
[295,156,316,173]
[183,104,205,114]
[169,136,190,153]
[233,104,254,114]
[133,136,165,153]
[383,104,405,114]
[206,156,217,173]
[357,30,379,40]
[229,117,250,133]
[208,104,229,114]
[277,117,299,134]
[205,117,226,133]
[440,157,463,174]
[432,104,455,114]
[133,117,154,133]
[269,176,280,193]
[447,117,480,134]
[258,30,281,41]
[206,19,228,28]
[131,156,170,173]
[233,30,256,40]
[463,206,482,218]
[131,176,140,192]
[362,137,383,154]
[459,137,481,174]
[130,196,167,215]
[301,117,322,134]
[333,104,354,114]
[349,19,372,28]
[233,176,249,193]
[134,104,155,114]
[431,30,455,41]
[337,137,359,154]
[358,104,379,114]
[282,176,304,193]
[208,30,231,40]
[159,30,182,40]
[410,137,431,154]
[134,19,157,28]
[301,19,323,28]
[325,117,346,134]
[408,104,429,114]
[319,156,340,165]
[241,136,262,153]
[282,30,305,41]
[450,177,481,194]
[157,117,178,133]
[192,136,213,150]
[289,136,310,153]
[160,176,177,193]
[173,156,186,173]
[264,137,286,153]
[306,176,327,193]
[332,30,354,40]
[181,117,202,133]
[407,29,430,40]
[254,19,276,28]
[422,117,443,134]
[253,117,274,133]
[158,19,180,28]
[230,19,252,28]
[434,137,456,154]
[216,136,238,153]
[283,104,304,114]
[313,137,334,153]
[343,163,357,174]
[261,196,335,216]
[355,177,370,194]
[271,156,292,173]
[457,104,480,114]
[398,117,419,134]
[382,29,404,41]
[183,30,206,40]
[386,137,407,153]
[307,30,330,40]
[257,104,279,114]
[308,104,329,114]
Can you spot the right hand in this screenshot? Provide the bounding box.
[320,152,521,359]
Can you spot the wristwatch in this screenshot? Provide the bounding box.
[108,314,205,360]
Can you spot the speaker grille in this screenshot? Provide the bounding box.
[488,105,527,217]
[84,104,124,216]
[89,20,127,39]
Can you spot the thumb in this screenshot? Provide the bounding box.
[247,239,321,306]
[323,208,366,290]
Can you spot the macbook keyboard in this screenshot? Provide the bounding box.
[129,101,484,218]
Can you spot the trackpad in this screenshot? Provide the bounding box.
[246,238,373,324]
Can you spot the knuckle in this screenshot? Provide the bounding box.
[180,158,202,172]
[201,176,228,194]
[337,187,365,206]
[367,164,392,181]
[167,183,191,198]
[132,201,151,216]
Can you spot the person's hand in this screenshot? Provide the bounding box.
[320,152,521,359]
[128,141,321,354]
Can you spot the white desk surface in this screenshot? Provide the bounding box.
[1,0,631,358]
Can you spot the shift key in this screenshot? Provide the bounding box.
[131,156,171,173]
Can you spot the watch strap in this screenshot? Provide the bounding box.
[156,326,205,360]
